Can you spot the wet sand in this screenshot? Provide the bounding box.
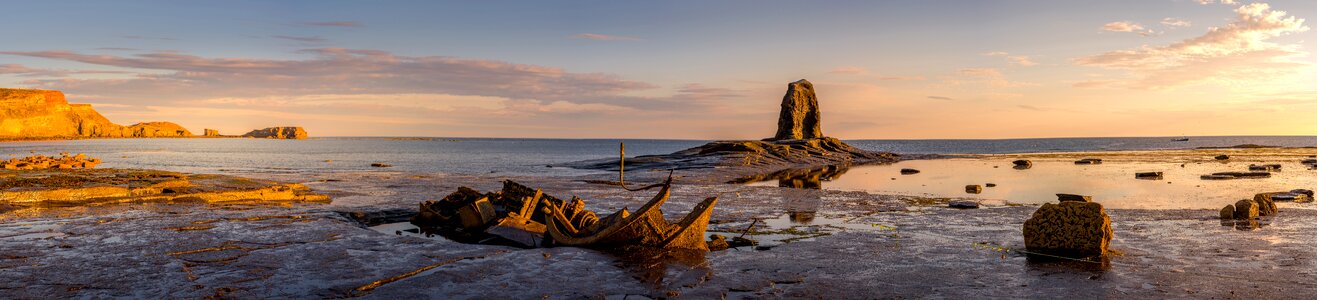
[3,149,1317,298]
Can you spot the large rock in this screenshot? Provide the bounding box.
[770,79,823,140]
[0,88,190,139]
[243,127,308,139]
[1233,199,1259,219]
[1022,201,1113,258]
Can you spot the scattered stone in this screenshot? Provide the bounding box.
[1219,205,1235,220]
[1268,192,1308,203]
[965,185,982,194]
[1214,155,1230,160]
[1074,158,1103,165]
[1012,160,1033,169]
[1022,201,1113,258]
[1200,175,1235,180]
[948,200,979,209]
[1134,172,1163,179]
[1302,159,1317,164]
[1,154,101,170]
[370,163,392,168]
[1233,199,1259,220]
[1252,193,1279,216]
[1248,164,1282,172]
[985,183,997,187]
[900,168,920,175]
[1056,194,1092,203]
[1290,189,1314,198]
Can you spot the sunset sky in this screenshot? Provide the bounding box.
[2,0,1315,139]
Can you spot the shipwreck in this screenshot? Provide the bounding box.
[410,177,719,251]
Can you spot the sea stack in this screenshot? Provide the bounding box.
[770,79,823,141]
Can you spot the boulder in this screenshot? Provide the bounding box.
[1251,193,1280,216]
[1219,205,1235,220]
[1056,194,1092,202]
[1233,199,1259,220]
[1022,201,1113,258]
[965,185,982,194]
[769,79,823,140]
[243,127,308,139]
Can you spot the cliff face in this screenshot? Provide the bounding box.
[0,88,191,139]
[243,127,308,140]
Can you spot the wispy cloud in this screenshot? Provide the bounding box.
[1076,3,1310,89]
[953,68,1034,88]
[0,64,131,77]
[569,33,642,41]
[1102,21,1157,36]
[1196,0,1238,5]
[927,96,954,101]
[829,66,868,75]
[983,52,1037,67]
[1161,18,1192,28]
[302,21,362,27]
[272,35,328,43]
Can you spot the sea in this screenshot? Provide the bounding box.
[2,136,1317,176]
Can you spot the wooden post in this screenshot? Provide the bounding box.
[619,142,625,184]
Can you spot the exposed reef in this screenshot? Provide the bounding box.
[0,88,307,140]
[562,79,897,179]
[243,127,309,140]
[0,168,328,214]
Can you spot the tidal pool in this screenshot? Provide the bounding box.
[746,156,1317,210]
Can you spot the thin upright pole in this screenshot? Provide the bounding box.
[619,142,625,184]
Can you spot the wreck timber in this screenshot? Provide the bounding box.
[544,182,719,251]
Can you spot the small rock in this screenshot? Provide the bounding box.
[948,200,979,209]
[1012,160,1032,168]
[1056,194,1092,202]
[1074,158,1103,165]
[1219,205,1235,220]
[965,185,983,194]
[985,183,997,187]
[1290,189,1314,198]
[370,163,393,168]
[900,168,920,175]
[1134,172,1163,179]
[1215,155,1230,160]
[1233,199,1259,220]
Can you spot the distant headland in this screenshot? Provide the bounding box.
[0,88,307,140]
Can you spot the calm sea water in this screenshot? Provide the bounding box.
[2,136,1317,176]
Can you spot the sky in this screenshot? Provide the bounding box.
[1,0,1315,139]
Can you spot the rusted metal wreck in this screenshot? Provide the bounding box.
[410,178,718,251]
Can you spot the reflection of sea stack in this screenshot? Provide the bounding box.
[771,79,823,140]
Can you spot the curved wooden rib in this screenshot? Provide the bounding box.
[546,183,671,246]
[657,197,718,250]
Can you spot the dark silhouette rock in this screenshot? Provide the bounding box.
[770,79,822,140]
[900,168,920,174]
[948,200,979,209]
[1074,158,1103,165]
[1219,205,1234,220]
[1012,160,1032,169]
[1215,155,1230,160]
[1134,172,1163,179]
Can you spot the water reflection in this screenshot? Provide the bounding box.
[727,164,851,189]
[737,158,1317,210]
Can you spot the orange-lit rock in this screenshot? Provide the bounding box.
[243,127,308,139]
[0,88,192,139]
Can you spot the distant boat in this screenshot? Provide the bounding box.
[1172,137,1189,142]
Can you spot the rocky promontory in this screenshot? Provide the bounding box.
[563,79,897,179]
[0,88,307,140]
